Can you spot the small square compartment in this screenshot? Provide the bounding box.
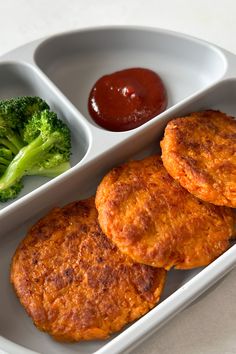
[0,62,91,210]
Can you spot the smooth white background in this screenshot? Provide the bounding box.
[0,1,235,353]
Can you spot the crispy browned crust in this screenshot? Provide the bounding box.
[95,155,235,270]
[161,110,236,207]
[10,197,166,342]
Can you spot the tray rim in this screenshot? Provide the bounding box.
[0,24,231,59]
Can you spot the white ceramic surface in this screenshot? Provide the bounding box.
[0,27,235,354]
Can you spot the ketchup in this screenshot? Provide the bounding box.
[88,67,167,131]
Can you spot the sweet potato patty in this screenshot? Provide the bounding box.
[95,155,235,270]
[11,197,166,342]
[161,110,236,207]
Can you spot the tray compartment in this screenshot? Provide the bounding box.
[34,27,227,130]
[0,62,91,211]
[169,77,236,116]
[0,77,235,354]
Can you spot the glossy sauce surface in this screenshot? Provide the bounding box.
[88,68,167,131]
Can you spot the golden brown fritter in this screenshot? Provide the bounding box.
[161,110,236,207]
[10,197,166,342]
[95,155,235,270]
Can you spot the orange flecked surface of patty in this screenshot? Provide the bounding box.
[95,155,235,270]
[10,198,166,342]
[161,110,236,207]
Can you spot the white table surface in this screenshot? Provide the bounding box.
[0,1,235,354]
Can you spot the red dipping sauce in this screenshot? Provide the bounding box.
[88,67,167,131]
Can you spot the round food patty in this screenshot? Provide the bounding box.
[161,110,236,207]
[11,197,166,342]
[95,155,235,270]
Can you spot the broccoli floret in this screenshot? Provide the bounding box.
[0,147,13,166]
[12,96,49,119]
[0,147,14,176]
[0,96,49,154]
[0,96,49,121]
[0,109,71,202]
[0,117,24,153]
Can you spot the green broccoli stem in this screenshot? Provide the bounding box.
[0,138,19,155]
[0,167,5,173]
[26,161,71,178]
[0,157,11,166]
[0,164,6,174]
[0,134,58,190]
[6,130,24,151]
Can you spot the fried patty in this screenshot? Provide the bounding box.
[95,155,235,270]
[11,197,166,342]
[161,110,236,207]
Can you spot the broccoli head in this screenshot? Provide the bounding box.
[0,108,71,202]
[0,96,49,154]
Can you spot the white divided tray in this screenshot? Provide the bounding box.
[0,26,235,354]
